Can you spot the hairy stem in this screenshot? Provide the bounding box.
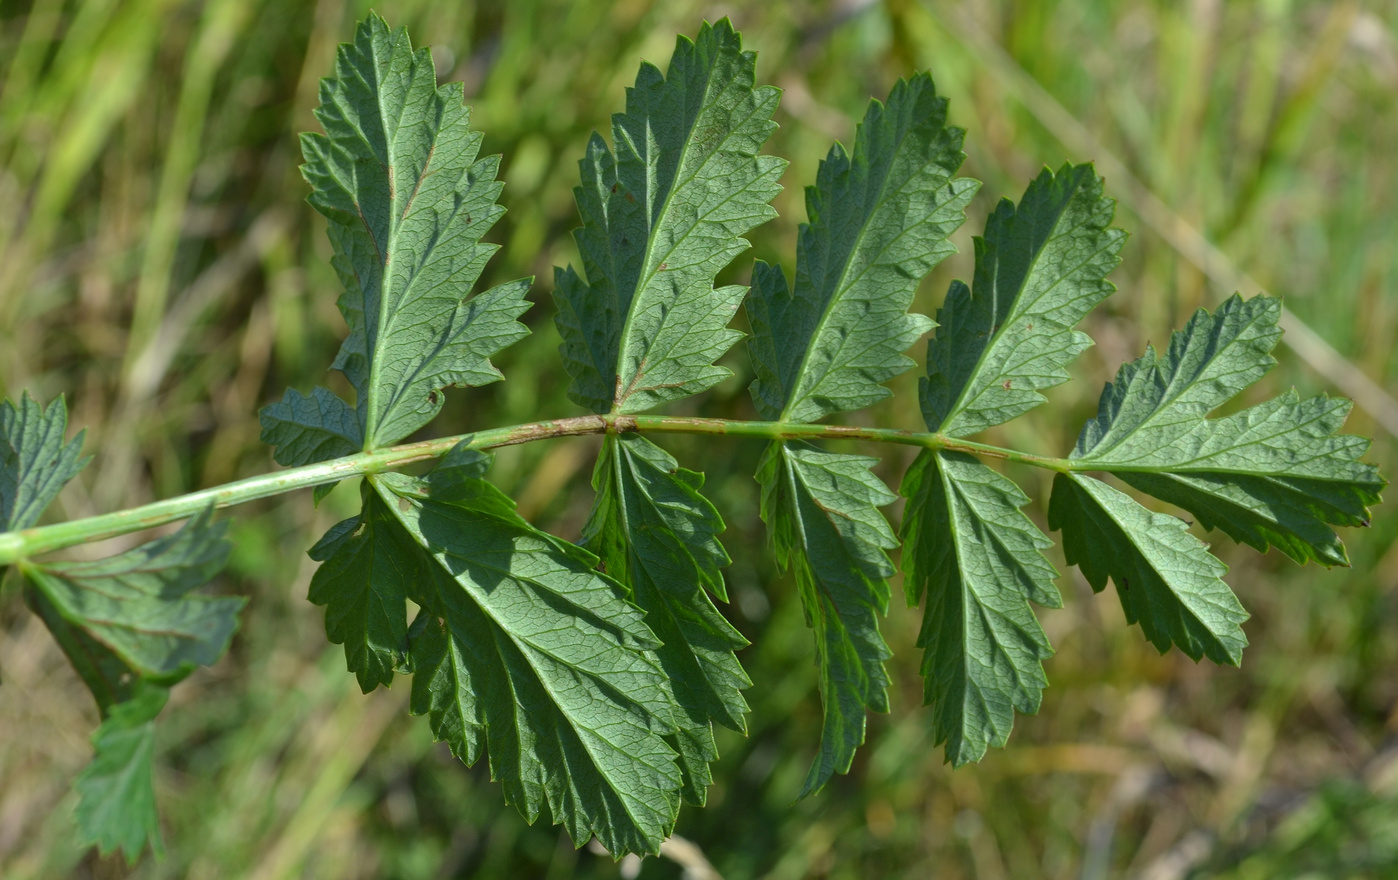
[0,415,1074,565]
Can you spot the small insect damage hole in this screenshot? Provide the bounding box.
[428,390,440,405]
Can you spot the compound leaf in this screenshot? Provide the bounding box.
[73,681,169,863]
[1072,295,1383,566]
[362,457,679,855]
[923,164,1126,436]
[757,440,897,796]
[284,13,531,450]
[1,392,89,532]
[1049,472,1248,664]
[554,19,784,414]
[746,73,976,424]
[23,510,243,684]
[899,450,1059,766]
[584,433,750,804]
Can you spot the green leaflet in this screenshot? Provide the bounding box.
[584,434,750,805]
[1,392,89,532]
[264,13,531,456]
[73,681,169,864]
[553,19,784,415]
[259,386,361,467]
[757,441,897,796]
[746,73,977,424]
[1049,472,1249,664]
[307,496,421,692]
[1069,295,1383,566]
[342,451,681,856]
[899,451,1059,766]
[23,510,243,685]
[922,164,1126,437]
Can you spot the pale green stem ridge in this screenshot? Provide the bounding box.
[0,415,1075,566]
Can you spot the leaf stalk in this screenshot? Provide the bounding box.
[0,415,1071,565]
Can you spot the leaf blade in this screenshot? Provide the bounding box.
[73,681,169,864]
[899,450,1059,766]
[584,434,750,804]
[1,392,89,532]
[923,163,1126,436]
[746,73,976,423]
[1049,472,1248,664]
[24,510,243,683]
[373,464,681,855]
[295,13,530,448]
[758,441,896,796]
[554,19,785,414]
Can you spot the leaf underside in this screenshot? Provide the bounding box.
[759,441,897,796]
[73,681,170,864]
[303,446,681,855]
[744,71,976,792]
[584,433,750,805]
[554,18,785,415]
[899,451,1059,766]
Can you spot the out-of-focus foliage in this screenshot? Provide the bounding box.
[0,0,1395,877]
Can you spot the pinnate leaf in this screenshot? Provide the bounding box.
[923,163,1126,436]
[1049,472,1248,664]
[553,19,784,414]
[746,72,976,423]
[1069,294,1383,566]
[73,681,169,863]
[268,13,531,454]
[899,450,1059,766]
[757,441,897,796]
[584,434,750,804]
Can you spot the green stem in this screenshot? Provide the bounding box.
[0,414,1073,565]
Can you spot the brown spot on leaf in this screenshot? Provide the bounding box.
[1002,380,1012,390]
[625,192,635,203]
[398,497,411,512]
[658,262,668,271]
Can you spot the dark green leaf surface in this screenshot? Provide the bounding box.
[1049,472,1248,664]
[554,19,784,414]
[308,498,420,692]
[922,164,1126,436]
[259,386,362,467]
[1,392,89,532]
[899,450,1059,766]
[24,586,139,714]
[746,73,976,423]
[73,681,169,863]
[23,510,243,683]
[757,441,897,796]
[1070,295,1382,565]
[283,13,530,449]
[354,460,681,855]
[584,434,750,804]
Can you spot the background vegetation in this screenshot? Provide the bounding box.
[1,0,1396,877]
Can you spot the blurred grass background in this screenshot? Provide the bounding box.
[1,0,1396,877]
